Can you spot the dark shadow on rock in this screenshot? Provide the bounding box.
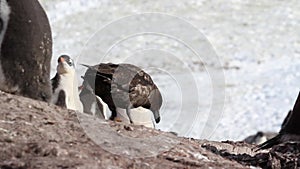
[202,141,300,169]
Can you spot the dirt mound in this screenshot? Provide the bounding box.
[0,91,299,168]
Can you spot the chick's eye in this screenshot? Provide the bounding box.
[67,61,73,66]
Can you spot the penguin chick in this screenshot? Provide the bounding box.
[51,55,83,112]
[115,107,155,128]
[79,81,106,119]
[244,131,277,145]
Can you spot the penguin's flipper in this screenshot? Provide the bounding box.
[255,134,281,151]
[51,73,60,93]
[56,90,67,108]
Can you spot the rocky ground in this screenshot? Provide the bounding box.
[0,92,299,169]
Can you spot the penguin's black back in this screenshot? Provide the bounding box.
[280,92,300,135]
[0,0,52,102]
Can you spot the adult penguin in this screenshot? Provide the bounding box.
[0,0,52,102]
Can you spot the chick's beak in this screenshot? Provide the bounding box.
[59,57,65,63]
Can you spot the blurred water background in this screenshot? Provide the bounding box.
[40,0,300,141]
